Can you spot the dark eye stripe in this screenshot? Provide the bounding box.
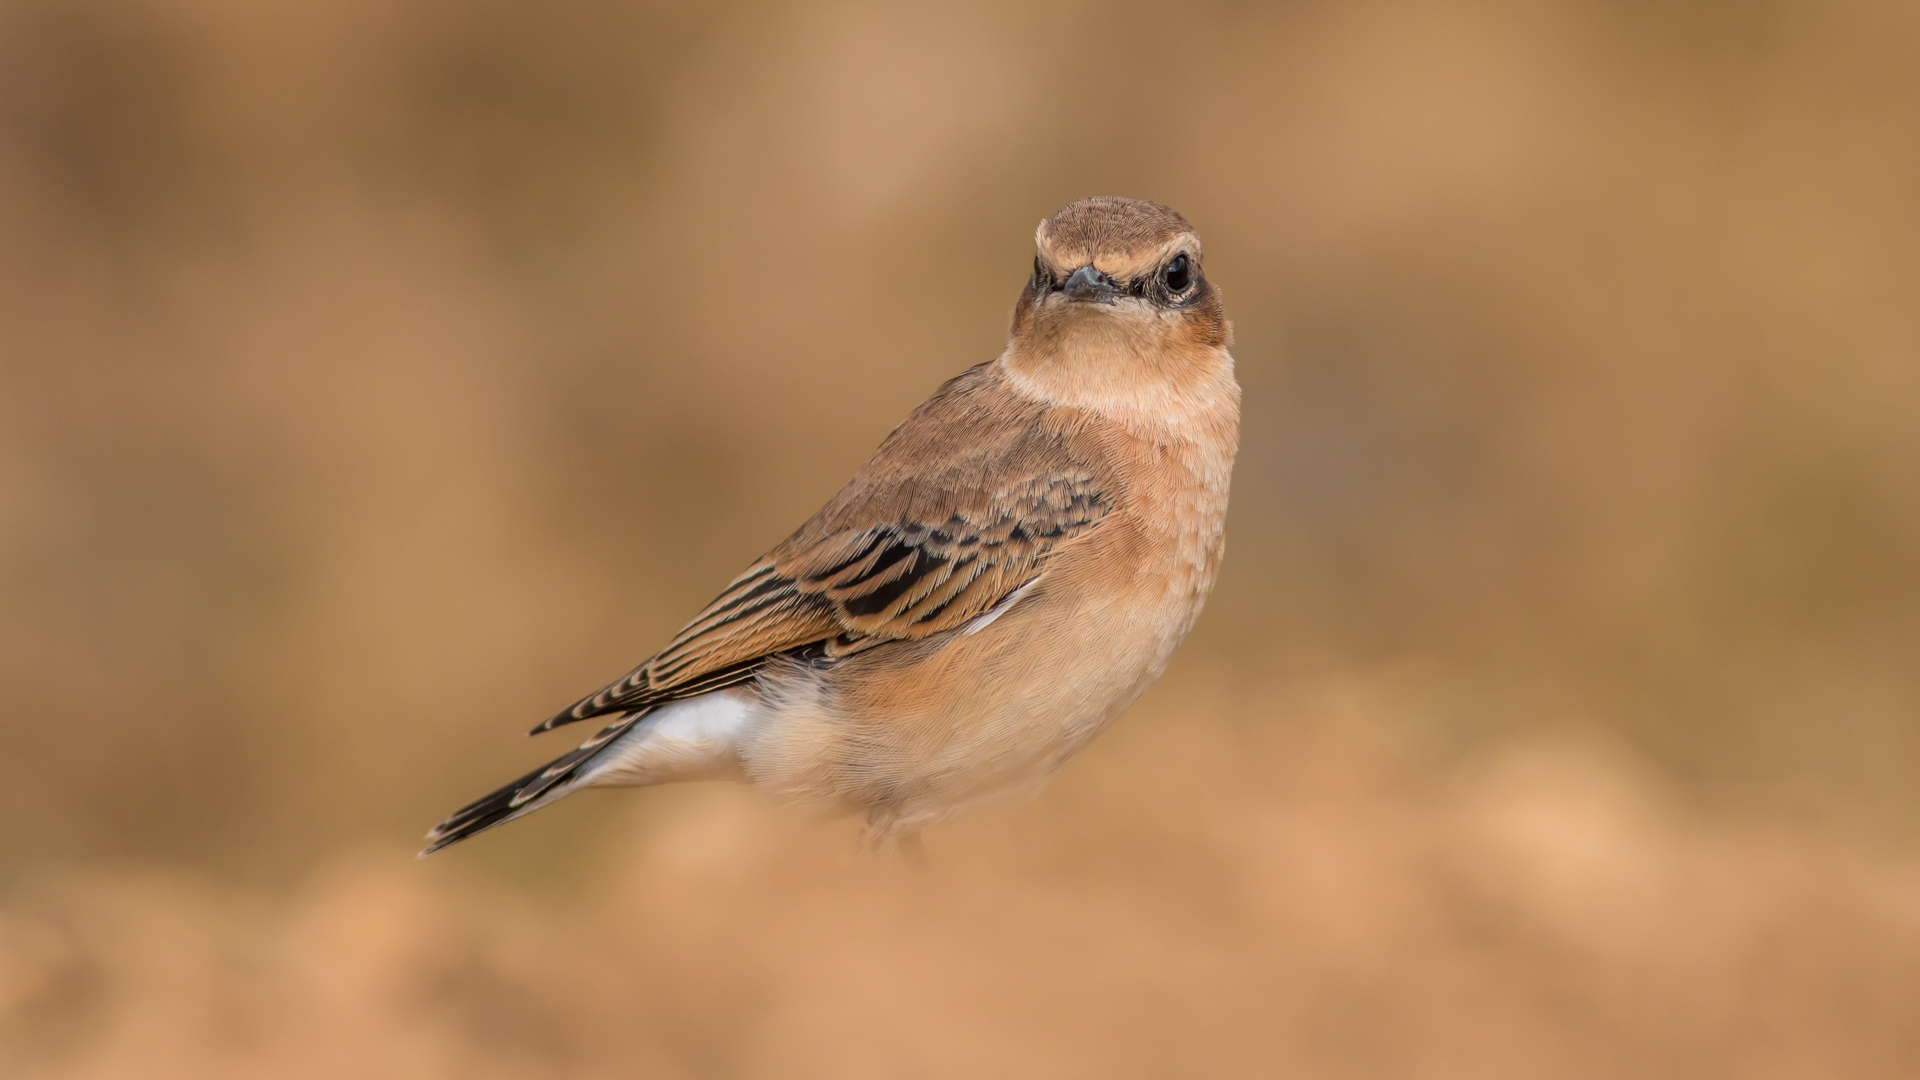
[1033,256,1058,292]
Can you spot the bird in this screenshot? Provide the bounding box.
[422,196,1239,856]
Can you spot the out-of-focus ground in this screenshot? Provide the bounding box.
[2,0,1918,1076]
[8,676,1920,1078]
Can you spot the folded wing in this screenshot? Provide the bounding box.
[534,365,1112,733]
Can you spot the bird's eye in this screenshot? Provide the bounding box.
[1162,255,1191,293]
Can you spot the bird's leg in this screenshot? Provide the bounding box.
[858,804,928,865]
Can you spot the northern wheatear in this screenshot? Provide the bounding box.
[424,197,1239,854]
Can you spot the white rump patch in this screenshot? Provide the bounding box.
[579,689,756,788]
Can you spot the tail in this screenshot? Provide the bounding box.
[420,711,649,856]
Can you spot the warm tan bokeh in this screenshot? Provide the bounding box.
[2,0,1918,1075]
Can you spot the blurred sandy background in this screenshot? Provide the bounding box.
[2,0,1918,1076]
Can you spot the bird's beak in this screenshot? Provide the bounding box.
[1062,265,1117,303]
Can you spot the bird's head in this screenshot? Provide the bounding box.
[1003,197,1233,424]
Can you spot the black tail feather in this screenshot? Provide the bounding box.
[427,656,804,854]
[419,758,556,855]
[421,711,645,855]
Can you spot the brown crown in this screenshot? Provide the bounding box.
[1037,197,1196,263]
